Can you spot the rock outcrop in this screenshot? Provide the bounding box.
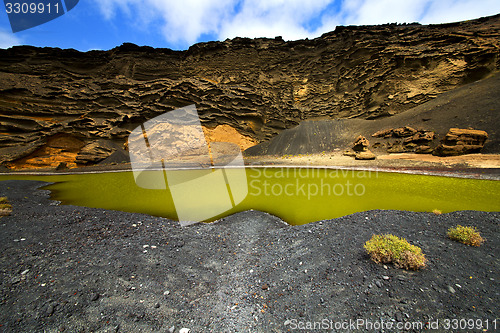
[1,14,500,168]
[433,128,488,156]
[374,127,436,153]
[352,135,370,152]
[348,135,376,160]
[355,150,376,160]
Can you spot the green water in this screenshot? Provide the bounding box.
[1,168,499,225]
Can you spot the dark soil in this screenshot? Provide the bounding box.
[0,180,499,332]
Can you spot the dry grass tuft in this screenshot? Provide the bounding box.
[364,234,426,270]
[432,209,442,215]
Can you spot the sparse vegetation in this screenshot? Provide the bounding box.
[0,197,12,216]
[447,225,484,246]
[364,234,426,270]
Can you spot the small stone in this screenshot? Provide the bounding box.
[90,293,99,301]
[447,286,456,294]
[46,304,54,316]
[163,290,170,296]
[261,284,268,290]
[382,276,390,280]
[179,328,190,333]
[21,269,29,275]
[375,281,382,288]
[395,312,403,322]
[168,326,175,333]
[154,302,160,308]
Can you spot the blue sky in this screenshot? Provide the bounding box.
[1,0,499,51]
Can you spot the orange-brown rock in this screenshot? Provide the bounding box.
[393,126,417,138]
[372,129,393,138]
[352,135,369,152]
[355,150,376,160]
[1,14,500,167]
[433,128,488,156]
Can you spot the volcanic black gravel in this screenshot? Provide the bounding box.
[0,180,499,332]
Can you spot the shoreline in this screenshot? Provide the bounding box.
[2,153,500,180]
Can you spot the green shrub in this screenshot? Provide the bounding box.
[364,234,427,270]
[447,225,484,246]
[0,197,12,216]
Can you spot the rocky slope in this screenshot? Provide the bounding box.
[245,72,500,156]
[0,14,499,168]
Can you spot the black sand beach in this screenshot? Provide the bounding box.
[0,180,498,332]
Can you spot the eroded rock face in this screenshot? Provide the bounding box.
[352,135,370,152]
[433,128,488,156]
[1,14,499,167]
[373,127,436,154]
[76,140,119,164]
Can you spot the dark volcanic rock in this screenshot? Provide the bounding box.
[1,15,500,166]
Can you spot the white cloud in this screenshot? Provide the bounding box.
[419,0,500,24]
[0,29,22,49]
[92,0,500,48]
[92,0,236,46]
[219,0,332,41]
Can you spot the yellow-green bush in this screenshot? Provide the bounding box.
[364,234,426,270]
[447,225,484,246]
[0,197,12,216]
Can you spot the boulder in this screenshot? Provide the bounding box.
[76,140,118,164]
[355,150,376,160]
[415,145,433,154]
[405,131,435,143]
[352,135,369,152]
[392,126,417,138]
[343,150,357,157]
[387,145,406,153]
[372,128,393,138]
[433,128,488,156]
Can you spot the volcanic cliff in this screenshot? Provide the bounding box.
[0,14,499,168]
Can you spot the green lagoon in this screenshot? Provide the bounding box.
[1,168,499,225]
